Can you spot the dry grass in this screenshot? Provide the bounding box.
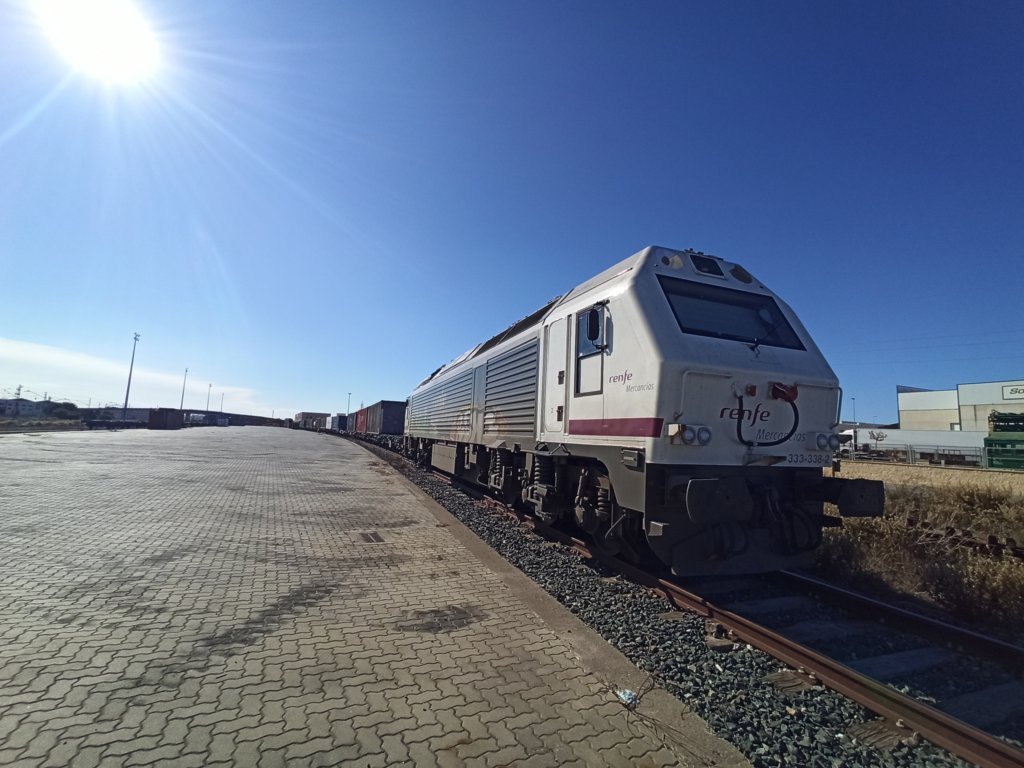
[833,460,1024,540]
[834,460,1024,495]
[886,482,1024,542]
[813,463,1024,640]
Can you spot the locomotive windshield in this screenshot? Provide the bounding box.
[657,275,805,350]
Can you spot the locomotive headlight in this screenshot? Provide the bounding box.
[828,434,841,451]
[816,433,829,450]
[697,426,712,445]
[682,426,697,444]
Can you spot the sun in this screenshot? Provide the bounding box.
[33,0,160,85]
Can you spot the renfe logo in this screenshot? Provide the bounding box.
[608,370,633,385]
[720,404,771,425]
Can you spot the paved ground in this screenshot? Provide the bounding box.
[0,427,746,767]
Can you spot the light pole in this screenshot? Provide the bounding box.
[220,393,224,412]
[180,368,188,409]
[347,392,351,415]
[206,383,211,411]
[851,397,858,459]
[122,332,140,421]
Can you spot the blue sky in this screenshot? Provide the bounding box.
[1,1,1022,422]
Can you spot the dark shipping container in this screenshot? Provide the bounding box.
[365,400,407,435]
[148,408,184,430]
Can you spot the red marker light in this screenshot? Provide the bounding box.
[770,382,799,402]
[745,384,757,397]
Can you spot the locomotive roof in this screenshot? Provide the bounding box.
[413,249,648,389]
[414,294,564,388]
[472,295,564,359]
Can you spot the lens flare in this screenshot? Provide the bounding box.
[34,0,160,85]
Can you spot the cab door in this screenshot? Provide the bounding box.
[542,316,568,435]
[568,305,606,433]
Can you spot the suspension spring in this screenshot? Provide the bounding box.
[535,455,555,485]
[494,449,514,484]
[596,485,612,522]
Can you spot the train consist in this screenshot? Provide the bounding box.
[347,401,406,435]
[397,246,883,576]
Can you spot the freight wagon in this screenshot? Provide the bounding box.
[351,400,406,435]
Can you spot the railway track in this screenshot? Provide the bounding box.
[661,574,1024,768]
[445,475,1024,764]
[350,434,1024,767]
[513,521,1024,765]
[499,507,1024,767]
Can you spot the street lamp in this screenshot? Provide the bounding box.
[180,368,188,409]
[122,332,140,421]
[851,397,858,459]
[347,392,351,414]
[206,383,211,411]
[220,393,224,412]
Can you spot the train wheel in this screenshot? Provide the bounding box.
[594,529,622,556]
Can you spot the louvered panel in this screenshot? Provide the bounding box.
[484,388,536,408]
[485,370,535,390]
[408,369,475,434]
[487,346,536,376]
[483,410,535,434]
[483,339,538,436]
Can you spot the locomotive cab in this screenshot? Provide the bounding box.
[534,246,883,575]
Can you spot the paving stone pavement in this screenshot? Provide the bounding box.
[0,427,740,767]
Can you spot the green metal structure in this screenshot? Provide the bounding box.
[984,411,1024,469]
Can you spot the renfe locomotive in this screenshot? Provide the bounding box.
[405,246,883,575]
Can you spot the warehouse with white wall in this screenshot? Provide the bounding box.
[898,379,1024,432]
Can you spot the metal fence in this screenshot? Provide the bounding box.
[846,443,986,468]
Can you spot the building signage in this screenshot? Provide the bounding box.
[1003,384,1024,400]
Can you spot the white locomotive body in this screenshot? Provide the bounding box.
[406,246,883,575]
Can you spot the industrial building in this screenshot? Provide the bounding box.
[898,380,1024,432]
[852,379,1024,468]
[0,398,45,418]
[293,412,330,430]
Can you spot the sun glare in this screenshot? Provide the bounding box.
[33,0,160,85]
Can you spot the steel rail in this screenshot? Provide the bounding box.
[774,569,1024,669]
[642,571,1024,768]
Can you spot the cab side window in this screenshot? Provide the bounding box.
[575,306,604,395]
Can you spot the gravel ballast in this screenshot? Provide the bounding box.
[358,438,978,768]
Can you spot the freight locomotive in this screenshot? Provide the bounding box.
[404,246,883,575]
